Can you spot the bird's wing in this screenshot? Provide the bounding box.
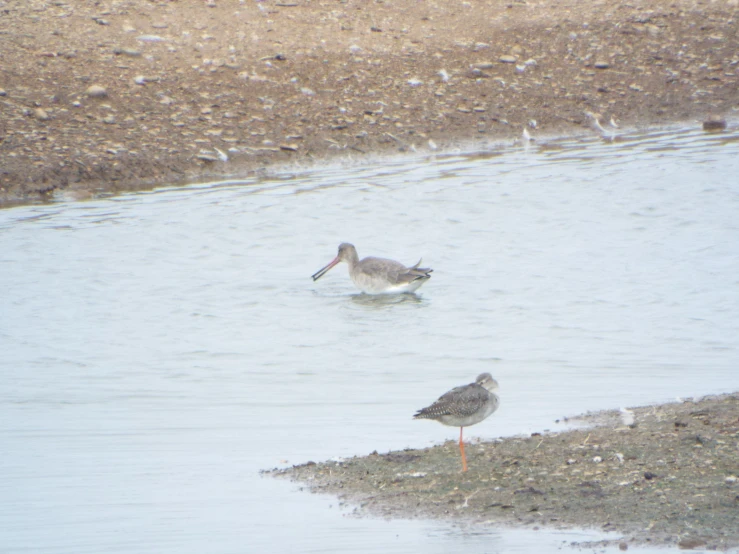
[415,385,488,418]
[360,257,430,285]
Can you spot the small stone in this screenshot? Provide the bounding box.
[102,115,116,124]
[136,35,166,42]
[594,61,610,69]
[644,471,657,480]
[85,85,108,98]
[113,48,141,57]
[472,62,494,70]
[725,475,737,484]
[567,459,577,465]
[134,75,160,85]
[197,153,219,162]
[592,456,602,464]
[280,143,299,151]
[678,538,707,550]
[34,108,50,121]
[499,55,517,63]
[0,88,6,96]
[703,115,727,131]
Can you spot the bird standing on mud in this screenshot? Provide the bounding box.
[311,243,432,294]
[414,373,500,472]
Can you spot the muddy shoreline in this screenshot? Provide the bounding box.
[2,0,738,206]
[270,393,739,551]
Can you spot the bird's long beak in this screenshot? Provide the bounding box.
[311,256,340,281]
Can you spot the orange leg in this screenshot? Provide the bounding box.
[459,426,468,472]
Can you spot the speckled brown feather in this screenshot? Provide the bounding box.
[413,384,491,420]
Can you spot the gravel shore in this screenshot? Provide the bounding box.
[270,393,739,551]
[1,0,738,204]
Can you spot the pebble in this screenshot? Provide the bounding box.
[279,144,299,151]
[85,85,108,98]
[703,115,727,131]
[102,115,116,124]
[134,75,160,85]
[197,154,220,162]
[592,456,602,464]
[595,61,610,69]
[0,88,6,96]
[499,55,517,63]
[34,108,50,121]
[136,35,166,42]
[678,538,707,550]
[113,48,141,57]
[725,475,737,484]
[472,62,494,70]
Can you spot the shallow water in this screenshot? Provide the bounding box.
[1,126,738,553]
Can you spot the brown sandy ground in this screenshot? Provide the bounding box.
[270,393,739,551]
[1,0,738,205]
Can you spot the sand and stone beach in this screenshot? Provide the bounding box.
[271,393,739,551]
[1,0,738,204]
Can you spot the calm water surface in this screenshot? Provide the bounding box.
[2,126,738,553]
